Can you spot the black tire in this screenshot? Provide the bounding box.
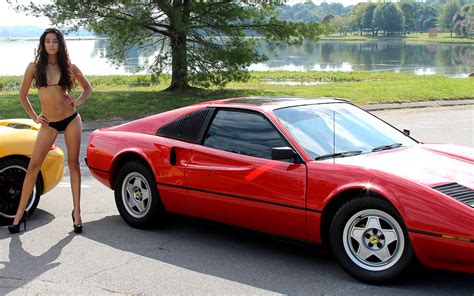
[0,157,42,223]
[329,196,414,284]
[114,161,166,229]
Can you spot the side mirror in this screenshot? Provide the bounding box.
[403,129,410,136]
[272,147,297,162]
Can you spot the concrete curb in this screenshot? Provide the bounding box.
[81,99,474,131]
[362,99,474,111]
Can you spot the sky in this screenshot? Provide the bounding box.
[0,0,366,27]
[0,1,51,27]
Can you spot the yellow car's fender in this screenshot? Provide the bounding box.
[0,119,64,194]
[0,118,41,130]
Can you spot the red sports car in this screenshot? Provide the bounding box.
[86,97,473,283]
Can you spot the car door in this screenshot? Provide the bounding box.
[185,109,307,240]
[152,137,194,216]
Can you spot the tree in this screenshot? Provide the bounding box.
[373,3,384,36]
[467,5,474,38]
[400,1,416,34]
[453,4,474,37]
[415,4,438,32]
[373,3,404,35]
[422,16,438,31]
[383,3,405,34]
[321,13,335,24]
[439,0,461,36]
[332,15,350,36]
[351,2,369,35]
[453,10,466,35]
[11,0,331,91]
[362,3,376,35]
[467,17,474,38]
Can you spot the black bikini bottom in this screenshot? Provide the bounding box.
[48,112,78,132]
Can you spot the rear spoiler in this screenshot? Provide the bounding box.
[0,118,41,130]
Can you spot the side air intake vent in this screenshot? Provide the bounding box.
[157,108,213,144]
[432,183,474,208]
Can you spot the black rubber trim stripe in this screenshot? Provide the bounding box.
[88,166,110,174]
[407,228,474,243]
[157,181,322,213]
[407,228,442,237]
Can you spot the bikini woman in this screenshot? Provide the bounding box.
[8,28,93,234]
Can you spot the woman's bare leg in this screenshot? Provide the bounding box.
[64,114,82,224]
[13,126,58,225]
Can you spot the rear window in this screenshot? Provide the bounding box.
[157,108,214,143]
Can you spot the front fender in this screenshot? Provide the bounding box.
[307,161,473,239]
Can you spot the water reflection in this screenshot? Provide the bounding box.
[90,39,160,74]
[251,40,473,76]
[0,39,472,75]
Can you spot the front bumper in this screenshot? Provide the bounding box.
[410,232,474,273]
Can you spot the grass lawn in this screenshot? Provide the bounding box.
[1,71,473,121]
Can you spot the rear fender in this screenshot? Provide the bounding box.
[110,148,158,189]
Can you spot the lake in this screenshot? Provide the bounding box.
[0,39,472,77]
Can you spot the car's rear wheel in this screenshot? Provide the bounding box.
[114,161,166,228]
[329,196,414,283]
[0,157,42,223]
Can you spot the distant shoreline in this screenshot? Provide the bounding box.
[320,33,474,44]
[1,34,473,44]
[0,36,107,41]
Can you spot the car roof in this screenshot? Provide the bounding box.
[196,96,348,112]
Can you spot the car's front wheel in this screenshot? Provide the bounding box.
[330,196,414,283]
[0,157,42,223]
[114,161,166,229]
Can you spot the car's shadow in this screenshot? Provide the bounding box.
[79,214,473,295]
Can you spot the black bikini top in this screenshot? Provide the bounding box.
[46,76,61,87]
[47,68,61,87]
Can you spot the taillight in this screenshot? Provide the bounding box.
[50,144,58,150]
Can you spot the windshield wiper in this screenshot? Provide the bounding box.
[372,143,403,152]
[315,150,362,161]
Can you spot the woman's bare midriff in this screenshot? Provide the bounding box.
[38,85,76,121]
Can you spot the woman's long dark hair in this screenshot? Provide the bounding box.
[34,28,74,91]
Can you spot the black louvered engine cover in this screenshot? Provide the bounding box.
[157,108,213,144]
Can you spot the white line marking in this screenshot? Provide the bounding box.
[58,182,91,188]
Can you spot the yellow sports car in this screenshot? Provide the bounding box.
[0,119,64,223]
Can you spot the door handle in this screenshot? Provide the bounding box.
[170,147,177,166]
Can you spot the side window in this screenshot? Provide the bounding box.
[204,110,288,160]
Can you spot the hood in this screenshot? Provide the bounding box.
[0,125,37,138]
[0,125,38,158]
[0,119,40,130]
[335,144,474,189]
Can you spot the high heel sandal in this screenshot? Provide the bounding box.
[8,210,29,234]
[71,210,83,233]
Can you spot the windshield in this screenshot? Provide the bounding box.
[273,103,417,160]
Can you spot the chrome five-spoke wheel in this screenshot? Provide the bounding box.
[343,209,404,271]
[115,161,167,228]
[121,172,152,219]
[330,196,414,283]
